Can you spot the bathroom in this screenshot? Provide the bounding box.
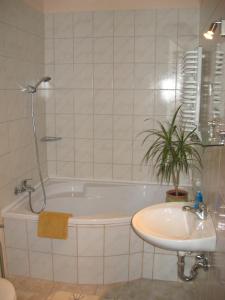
[0,0,225,299]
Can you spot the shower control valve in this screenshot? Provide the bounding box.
[14,178,35,195]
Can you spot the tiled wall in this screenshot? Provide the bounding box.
[4,218,182,284]
[200,0,225,299]
[0,0,47,215]
[44,8,199,182]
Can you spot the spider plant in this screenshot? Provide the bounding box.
[141,106,202,200]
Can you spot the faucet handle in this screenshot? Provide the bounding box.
[22,178,32,186]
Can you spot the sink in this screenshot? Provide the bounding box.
[132,202,216,252]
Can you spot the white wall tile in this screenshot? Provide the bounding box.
[113,116,133,140]
[54,12,73,38]
[114,11,134,37]
[94,90,113,114]
[135,37,155,63]
[57,138,74,161]
[74,12,93,37]
[75,115,93,139]
[105,225,129,256]
[114,37,134,63]
[75,139,93,163]
[74,89,93,114]
[74,63,93,89]
[94,64,113,89]
[53,255,77,283]
[75,162,93,178]
[56,114,74,138]
[94,38,113,63]
[178,8,199,36]
[57,161,75,177]
[113,164,132,181]
[78,257,103,284]
[135,10,156,36]
[113,90,133,115]
[134,90,154,115]
[6,248,29,276]
[4,218,27,249]
[156,37,177,64]
[130,228,144,253]
[104,255,129,284]
[134,64,155,89]
[114,64,134,89]
[143,252,154,279]
[78,226,104,256]
[93,12,114,37]
[55,90,74,114]
[94,115,112,139]
[153,254,177,281]
[30,251,53,280]
[94,140,112,163]
[94,163,112,179]
[113,140,132,164]
[156,9,178,37]
[75,38,93,63]
[54,38,73,64]
[129,253,143,281]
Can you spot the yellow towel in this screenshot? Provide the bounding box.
[38,211,72,240]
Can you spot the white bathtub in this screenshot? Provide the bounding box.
[2,179,180,284]
[4,179,170,224]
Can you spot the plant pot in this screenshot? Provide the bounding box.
[166,189,188,202]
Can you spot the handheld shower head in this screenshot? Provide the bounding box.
[22,76,51,93]
[34,76,51,90]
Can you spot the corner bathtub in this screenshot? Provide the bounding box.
[2,179,176,284]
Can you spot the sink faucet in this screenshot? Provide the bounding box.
[182,202,208,220]
[14,179,35,195]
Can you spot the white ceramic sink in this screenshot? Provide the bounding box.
[132,202,216,252]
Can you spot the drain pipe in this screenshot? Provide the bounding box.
[177,252,209,281]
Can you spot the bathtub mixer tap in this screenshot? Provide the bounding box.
[14,179,35,195]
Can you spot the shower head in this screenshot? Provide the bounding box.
[34,76,51,89]
[22,76,51,93]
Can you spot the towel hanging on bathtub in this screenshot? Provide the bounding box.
[37,211,72,240]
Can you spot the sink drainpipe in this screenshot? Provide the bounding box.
[177,252,209,281]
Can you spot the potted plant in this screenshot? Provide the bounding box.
[141,106,202,202]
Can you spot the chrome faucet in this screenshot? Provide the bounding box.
[14,179,35,195]
[182,202,208,220]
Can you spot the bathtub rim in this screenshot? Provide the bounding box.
[1,176,191,225]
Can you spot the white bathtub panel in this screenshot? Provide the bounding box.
[104,255,129,284]
[78,257,103,284]
[52,227,77,256]
[153,254,177,281]
[4,218,27,249]
[130,228,144,253]
[6,248,29,276]
[104,225,130,256]
[142,252,154,279]
[27,221,51,253]
[29,252,53,280]
[78,226,104,256]
[129,253,143,281]
[53,254,77,283]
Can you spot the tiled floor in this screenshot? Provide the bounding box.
[9,276,204,300]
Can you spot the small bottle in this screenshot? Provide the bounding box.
[193,180,203,209]
[194,191,203,209]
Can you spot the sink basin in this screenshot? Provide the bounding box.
[132,202,216,252]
